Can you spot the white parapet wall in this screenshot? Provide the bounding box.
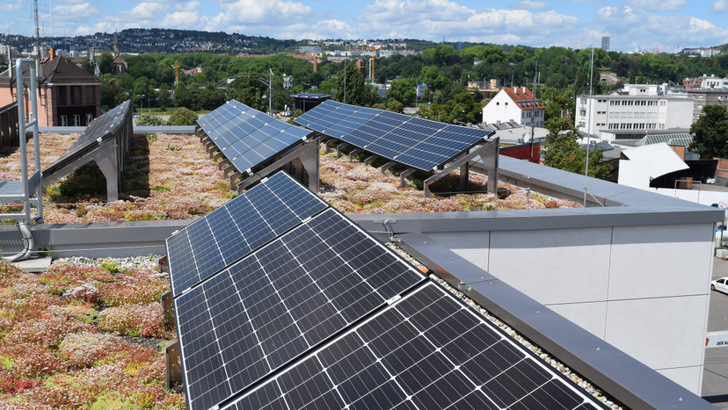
[352,156,723,395]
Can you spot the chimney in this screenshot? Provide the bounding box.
[514,87,518,94]
[523,87,526,94]
[49,47,56,60]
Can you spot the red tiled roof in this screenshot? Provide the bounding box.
[502,87,544,110]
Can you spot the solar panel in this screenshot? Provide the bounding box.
[45,100,131,172]
[197,100,313,175]
[294,101,492,172]
[166,172,327,297]
[295,100,342,129]
[174,207,425,409]
[226,282,605,410]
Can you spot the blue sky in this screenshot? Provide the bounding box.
[1,0,727,52]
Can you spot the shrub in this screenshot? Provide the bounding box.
[135,113,167,126]
[167,107,198,126]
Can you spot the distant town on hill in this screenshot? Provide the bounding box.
[0,28,456,55]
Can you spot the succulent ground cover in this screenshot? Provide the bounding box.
[0,257,183,409]
[318,148,580,213]
[0,132,231,224]
[0,133,578,224]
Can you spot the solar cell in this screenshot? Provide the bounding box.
[166,172,327,297]
[227,282,604,410]
[174,207,425,409]
[197,100,312,176]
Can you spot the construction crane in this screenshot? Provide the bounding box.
[173,60,180,87]
[370,46,376,81]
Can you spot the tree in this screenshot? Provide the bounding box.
[543,126,612,180]
[689,105,728,159]
[386,78,417,106]
[168,107,198,126]
[227,75,264,111]
[99,52,114,75]
[335,62,364,106]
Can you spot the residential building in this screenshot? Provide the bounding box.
[482,87,544,127]
[686,88,728,123]
[0,50,101,127]
[684,75,728,90]
[575,84,693,142]
[680,47,722,58]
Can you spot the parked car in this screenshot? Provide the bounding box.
[711,277,728,294]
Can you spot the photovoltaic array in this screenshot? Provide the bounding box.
[295,100,491,171]
[197,100,312,174]
[166,171,605,410]
[44,100,132,177]
[227,282,603,410]
[166,171,327,297]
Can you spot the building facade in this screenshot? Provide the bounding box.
[0,53,101,127]
[482,87,545,127]
[575,84,694,142]
[686,89,728,123]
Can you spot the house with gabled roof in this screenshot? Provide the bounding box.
[0,50,101,127]
[482,86,545,127]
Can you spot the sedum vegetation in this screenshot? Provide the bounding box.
[0,259,183,409]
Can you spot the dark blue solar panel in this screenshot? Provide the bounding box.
[197,100,313,174]
[291,100,494,172]
[295,100,342,129]
[226,282,603,410]
[166,172,327,297]
[175,207,425,409]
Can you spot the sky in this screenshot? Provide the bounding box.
[1,0,727,52]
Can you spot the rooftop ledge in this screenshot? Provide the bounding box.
[350,155,724,234]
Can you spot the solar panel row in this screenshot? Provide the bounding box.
[227,282,601,410]
[46,99,132,170]
[197,100,312,175]
[295,100,491,171]
[167,172,604,410]
[175,207,425,409]
[166,172,327,297]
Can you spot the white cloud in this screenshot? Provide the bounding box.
[112,2,168,20]
[218,0,311,24]
[714,0,728,13]
[0,0,24,12]
[629,0,686,11]
[53,2,100,20]
[599,6,728,50]
[509,1,548,10]
[75,21,114,36]
[353,0,579,45]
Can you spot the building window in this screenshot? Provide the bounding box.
[73,114,81,126]
[71,86,82,105]
[85,87,95,105]
[86,114,94,125]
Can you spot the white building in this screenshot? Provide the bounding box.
[575,84,694,142]
[482,87,545,127]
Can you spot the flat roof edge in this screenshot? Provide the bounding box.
[397,233,713,409]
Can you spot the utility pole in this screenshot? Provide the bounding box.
[269,68,273,116]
